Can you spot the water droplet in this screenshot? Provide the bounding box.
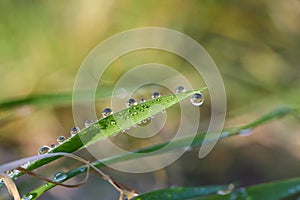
[110,120,116,125]
[175,86,186,94]
[140,98,146,103]
[70,126,80,136]
[184,146,192,152]
[239,128,252,136]
[13,169,20,176]
[217,184,235,195]
[6,170,14,177]
[22,193,34,200]
[21,162,31,169]
[57,136,66,144]
[151,92,161,99]
[50,144,56,148]
[121,130,126,133]
[53,171,67,182]
[84,119,93,127]
[126,98,137,107]
[102,108,113,118]
[161,109,166,113]
[190,92,204,106]
[38,145,50,155]
[79,167,86,173]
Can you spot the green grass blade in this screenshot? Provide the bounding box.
[131,186,228,200]
[22,106,297,199]
[4,88,206,182]
[0,88,112,109]
[200,177,300,200]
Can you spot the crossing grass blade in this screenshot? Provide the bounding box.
[22,106,298,199]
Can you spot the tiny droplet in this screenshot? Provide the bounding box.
[6,170,14,177]
[217,183,235,195]
[239,128,252,136]
[175,86,186,94]
[190,92,204,106]
[102,108,113,118]
[84,119,93,128]
[38,145,50,155]
[70,126,80,136]
[50,144,56,148]
[140,98,146,103]
[57,136,66,144]
[151,92,161,99]
[22,193,34,200]
[126,98,137,107]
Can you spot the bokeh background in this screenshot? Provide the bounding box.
[0,0,300,199]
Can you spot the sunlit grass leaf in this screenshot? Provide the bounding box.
[9,88,206,179]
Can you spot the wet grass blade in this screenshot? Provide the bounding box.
[3,88,206,182]
[22,106,298,199]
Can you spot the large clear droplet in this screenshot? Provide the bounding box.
[102,108,113,118]
[190,93,204,106]
[57,136,66,144]
[151,92,161,99]
[126,98,137,107]
[84,119,93,128]
[53,171,67,182]
[70,126,80,136]
[38,145,50,155]
[175,86,186,94]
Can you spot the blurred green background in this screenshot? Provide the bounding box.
[0,0,299,199]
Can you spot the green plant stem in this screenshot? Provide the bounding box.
[24,106,298,199]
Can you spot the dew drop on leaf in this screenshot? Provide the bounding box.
[53,171,67,182]
[151,92,161,99]
[140,98,146,103]
[5,170,14,177]
[50,144,56,148]
[190,92,204,106]
[70,126,80,136]
[217,183,235,195]
[38,145,50,155]
[102,108,113,118]
[175,86,186,94]
[239,128,253,136]
[84,119,94,128]
[22,193,34,200]
[57,136,66,144]
[126,98,137,107]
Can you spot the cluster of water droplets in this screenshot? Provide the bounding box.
[37,126,81,155]
[36,85,204,154]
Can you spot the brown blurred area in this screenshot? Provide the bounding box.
[0,0,300,199]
